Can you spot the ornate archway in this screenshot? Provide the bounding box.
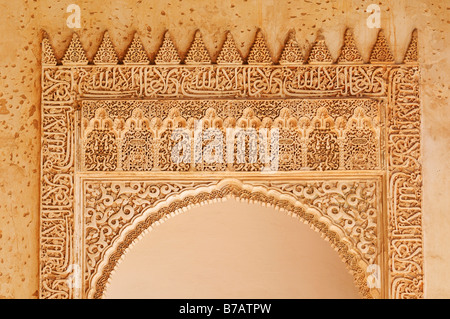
[84,178,380,299]
[40,28,423,298]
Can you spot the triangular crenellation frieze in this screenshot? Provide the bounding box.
[45,29,420,66]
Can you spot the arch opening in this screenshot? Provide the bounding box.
[103,198,361,299]
[87,180,376,299]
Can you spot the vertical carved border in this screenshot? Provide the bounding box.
[40,101,75,298]
[387,66,424,298]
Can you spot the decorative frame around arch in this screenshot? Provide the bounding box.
[40,28,423,299]
[84,177,383,299]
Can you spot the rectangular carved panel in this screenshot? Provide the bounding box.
[41,61,423,298]
[80,99,383,172]
[82,176,383,299]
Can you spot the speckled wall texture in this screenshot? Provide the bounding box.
[0,0,448,298]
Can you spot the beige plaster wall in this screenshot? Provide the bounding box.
[0,0,448,298]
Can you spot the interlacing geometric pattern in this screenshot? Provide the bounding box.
[40,29,423,299]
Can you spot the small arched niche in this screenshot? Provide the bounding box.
[104,198,361,299]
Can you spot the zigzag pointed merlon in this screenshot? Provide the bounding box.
[307,31,333,64]
[42,32,57,66]
[62,33,88,65]
[403,29,418,64]
[155,31,181,64]
[123,33,150,65]
[185,30,211,64]
[94,31,119,65]
[247,29,272,64]
[217,31,243,65]
[370,29,395,64]
[44,29,418,66]
[279,30,303,65]
[337,29,363,64]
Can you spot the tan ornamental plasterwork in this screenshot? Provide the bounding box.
[83,177,382,299]
[40,29,423,299]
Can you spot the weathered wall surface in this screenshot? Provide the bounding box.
[0,0,448,298]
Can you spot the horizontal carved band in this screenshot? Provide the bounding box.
[43,65,391,100]
[80,99,383,172]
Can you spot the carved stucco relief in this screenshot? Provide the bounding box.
[40,29,422,299]
[83,178,382,299]
[80,98,383,172]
